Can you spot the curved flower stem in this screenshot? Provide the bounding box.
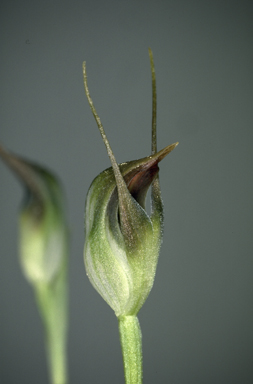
[118,316,143,384]
[35,255,68,384]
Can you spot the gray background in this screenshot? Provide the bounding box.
[0,1,252,383]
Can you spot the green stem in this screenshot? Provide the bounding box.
[35,256,68,384]
[118,315,143,384]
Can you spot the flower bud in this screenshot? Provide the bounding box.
[83,52,178,317]
[0,144,69,384]
[0,144,67,285]
[84,144,178,317]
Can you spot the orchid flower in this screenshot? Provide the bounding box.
[83,49,178,384]
[0,145,69,384]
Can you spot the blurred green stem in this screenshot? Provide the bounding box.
[35,255,68,384]
[118,316,142,384]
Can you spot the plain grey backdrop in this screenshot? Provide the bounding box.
[0,1,252,383]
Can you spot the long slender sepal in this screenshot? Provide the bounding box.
[148,48,157,156]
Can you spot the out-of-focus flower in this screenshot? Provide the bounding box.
[0,144,67,284]
[0,144,68,384]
